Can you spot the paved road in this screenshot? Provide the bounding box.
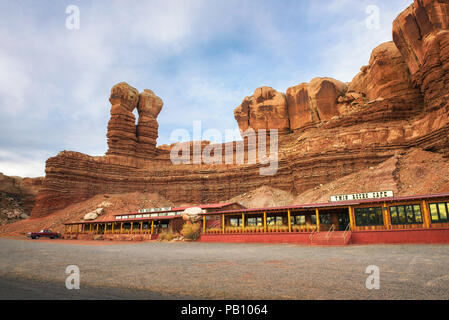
[0,238,448,299]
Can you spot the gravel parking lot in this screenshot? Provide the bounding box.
[0,238,448,300]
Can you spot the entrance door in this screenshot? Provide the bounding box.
[337,212,351,231]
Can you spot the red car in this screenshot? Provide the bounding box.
[27,229,60,239]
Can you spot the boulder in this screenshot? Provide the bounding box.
[83,207,104,221]
[182,207,205,223]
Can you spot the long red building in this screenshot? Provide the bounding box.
[64,193,449,245]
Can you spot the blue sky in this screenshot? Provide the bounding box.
[0,0,411,177]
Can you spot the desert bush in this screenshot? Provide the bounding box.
[158,232,167,241]
[158,232,179,241]
[181,222,202,240]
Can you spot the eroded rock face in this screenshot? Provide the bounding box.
[136,89,163,157]
[349,42,422,104]
[393,0,449,111]
[287,77,347,131]
[234,87,290,133]
[106,82,139,157]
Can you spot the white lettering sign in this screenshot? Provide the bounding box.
[330,191,393,202]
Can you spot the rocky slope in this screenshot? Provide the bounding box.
[0,173,43,225]
[29,0,449,219]
[0,192,173,236]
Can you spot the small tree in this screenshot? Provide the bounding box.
[181,222,202,240]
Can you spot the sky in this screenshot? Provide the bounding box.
[0,0,412,177]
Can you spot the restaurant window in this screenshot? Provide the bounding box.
[267,216,283,226]
[230,218,242,227]
[389,205,423,225]
[291,215,306,225]
[247,217,263,227]
[429,202,449,223]
[354,207,384,226]
[319,213,331,225]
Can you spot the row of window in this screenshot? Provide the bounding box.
[229,215,308,227]
[115,211,183,220]
[354,202,449,226]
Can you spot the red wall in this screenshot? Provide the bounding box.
[351,228,449,244]
[199,232,313,244]
[199,229,449,245]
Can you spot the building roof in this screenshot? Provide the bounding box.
[204,192,449,215]
[112,202,240,216]
[64,192,449,225]
[173,202,239,211]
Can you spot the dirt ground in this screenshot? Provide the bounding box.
[1,238,448,300]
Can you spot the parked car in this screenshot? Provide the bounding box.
[27,229,60,239]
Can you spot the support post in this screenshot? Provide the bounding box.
[140,221,143,234]
[112,223,114,234]
[263,212,267,233]
[348,206,355,230]
[222,215,225,234]
[82,224,85,234]
[242,212,245,232]
[104,224,108,234]
[130,222,133,234]
[288,210,292,233]
[383,202,390,230]
[315,208,320,232]
[89,224,92,233]
[203,215,206,234]
[151,221,154,235]
[96,224,99,234]
[69,225,72,236]
[422,200,431,229]
[120,223,123,234]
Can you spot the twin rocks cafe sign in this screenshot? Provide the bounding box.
[330,191,394,202]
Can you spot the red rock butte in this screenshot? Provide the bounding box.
[31,0,449,218]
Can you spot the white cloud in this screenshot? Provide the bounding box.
[0,149,51,177]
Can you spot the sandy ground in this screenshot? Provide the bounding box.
[1,238,448,300]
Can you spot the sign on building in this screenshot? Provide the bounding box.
[138,207,172,213]
[330,191,394,202]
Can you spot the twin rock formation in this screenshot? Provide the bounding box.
[107,83,162,158]
[31,0,449,218]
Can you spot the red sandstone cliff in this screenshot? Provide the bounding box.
[30,0,449,218]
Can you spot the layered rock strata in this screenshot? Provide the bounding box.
[31,0,449,218]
